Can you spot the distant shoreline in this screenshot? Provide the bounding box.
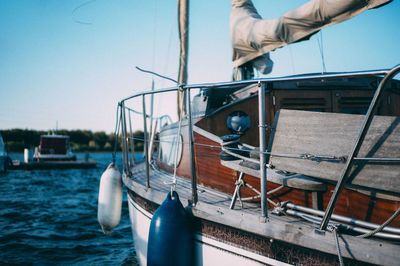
[0,129,144,153]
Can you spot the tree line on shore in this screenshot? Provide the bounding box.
[0,129,144,153]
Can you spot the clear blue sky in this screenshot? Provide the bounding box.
[1,0,399,133]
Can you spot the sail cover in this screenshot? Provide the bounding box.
[230,0,392,73]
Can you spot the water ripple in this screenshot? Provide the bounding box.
[0,153,137,265]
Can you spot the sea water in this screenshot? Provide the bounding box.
[0,153,138,265]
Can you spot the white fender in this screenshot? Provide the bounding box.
[97,163,122,235]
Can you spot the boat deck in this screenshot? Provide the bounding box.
[123,161,399,266]
[128,161,262,214]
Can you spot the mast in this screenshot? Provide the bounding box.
[177,0,189,119]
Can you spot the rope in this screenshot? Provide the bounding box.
[267,198,279,207]
[136,66,178,84]
[329,225,344,266]
[267,185,284,195]
[220,138,240,147]
[292,208,344,264]
[358,207,400,238]
[232,175,283,208]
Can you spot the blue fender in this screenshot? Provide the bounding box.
[147,191,193,266]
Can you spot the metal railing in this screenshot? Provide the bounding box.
[319,65,400,231]
[118,65,399,229]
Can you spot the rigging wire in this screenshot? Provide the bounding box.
[151,0,158,73]
[149,0,158,136]
[317,31,327,74]
[162,16,177,86]
[151,0,179,137]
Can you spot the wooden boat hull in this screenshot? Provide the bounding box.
[163,124,400,227]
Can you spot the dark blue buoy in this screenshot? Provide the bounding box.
[147,191,193,266]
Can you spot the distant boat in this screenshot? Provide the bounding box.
[9,134,97,170]
[33,134,76,161]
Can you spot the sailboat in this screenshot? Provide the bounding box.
[99,0,399,265]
